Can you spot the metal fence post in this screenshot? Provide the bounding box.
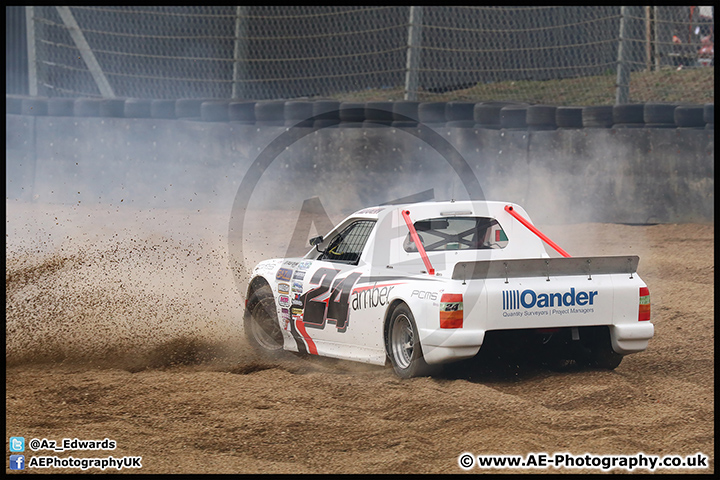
[56,7,115,97]
[404,6,423,101]
[615,6,630,104]
[232,6,248,99]
[26,6,37,96]
[653,6,660,70]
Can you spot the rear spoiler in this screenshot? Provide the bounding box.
[452,256,640,283]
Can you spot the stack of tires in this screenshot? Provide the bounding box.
[5,95,715,132]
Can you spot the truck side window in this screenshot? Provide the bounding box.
[319,220,375,264]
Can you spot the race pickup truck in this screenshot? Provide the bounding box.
[244,200,653,378]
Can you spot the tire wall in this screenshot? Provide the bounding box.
[5,99,714,224]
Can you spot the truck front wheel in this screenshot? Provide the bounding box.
[244,286,284,356]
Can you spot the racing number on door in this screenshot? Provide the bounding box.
[326,272,362,332]
[302,268,361,332]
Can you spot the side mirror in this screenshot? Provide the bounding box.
[309,235,324,247]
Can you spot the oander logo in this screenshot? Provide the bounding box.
[503,287,598,310]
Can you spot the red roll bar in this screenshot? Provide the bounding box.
[504,205,572,258]
[401,210,435,275]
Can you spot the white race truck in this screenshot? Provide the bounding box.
[244,200,653,378]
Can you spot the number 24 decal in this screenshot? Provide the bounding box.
[301,268,362,333]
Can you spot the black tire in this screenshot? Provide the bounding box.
[313,100,340,119]
[46,98,74,116]
[124,98,152,118]
[6,95,24,114]
[500,105,528,129]
[74,98,102,117]
[392,100,420,122]
[526,105,557,129]
[613,103,644,124]
[175,98,205,119]
[228,101,255,123]
[338,102,365,125]
[244,286,284,357]
[385,304,434,378]
[576,326,623,370]
[313,100,340,128]
[474,101,517,127]
[703,103,713,125]
[674,105,705,128]
[445,101,475,123]
[644,103,678,124]
[284,100,315,126]
[21,97,48,116]
[418,102,447,125]
[364,101,394,126]
[612,123,646,129]
[255,100,285,126]
[202,100,230,122]
[391,100,420,128]
[555,106,583,128]
[582,105,613,128]
[151,99,176,119]
[100,98,125,117]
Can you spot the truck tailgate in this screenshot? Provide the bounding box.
[454,256,643,330]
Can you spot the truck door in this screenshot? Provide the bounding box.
[293,220,375,356]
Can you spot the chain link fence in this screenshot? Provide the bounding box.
[23,6,715,104]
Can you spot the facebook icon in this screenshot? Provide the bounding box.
[10,454,25,470]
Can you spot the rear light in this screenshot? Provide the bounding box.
[440,294,463,328]
[638,287,651,321]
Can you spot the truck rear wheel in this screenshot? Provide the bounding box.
[577,326,623,370]
[386,304,435,378]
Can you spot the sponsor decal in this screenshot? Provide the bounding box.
[351,283,398,311]
[297,260,313,270]
[292,280,303,293]
[281,307,291,330]
[278,295,290,307]
[278,283,290,294]
[254,261,278,273]
[502,287,598,316]
[292,270,306,281]
[410,290,438,301]
[276,267,293,282]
